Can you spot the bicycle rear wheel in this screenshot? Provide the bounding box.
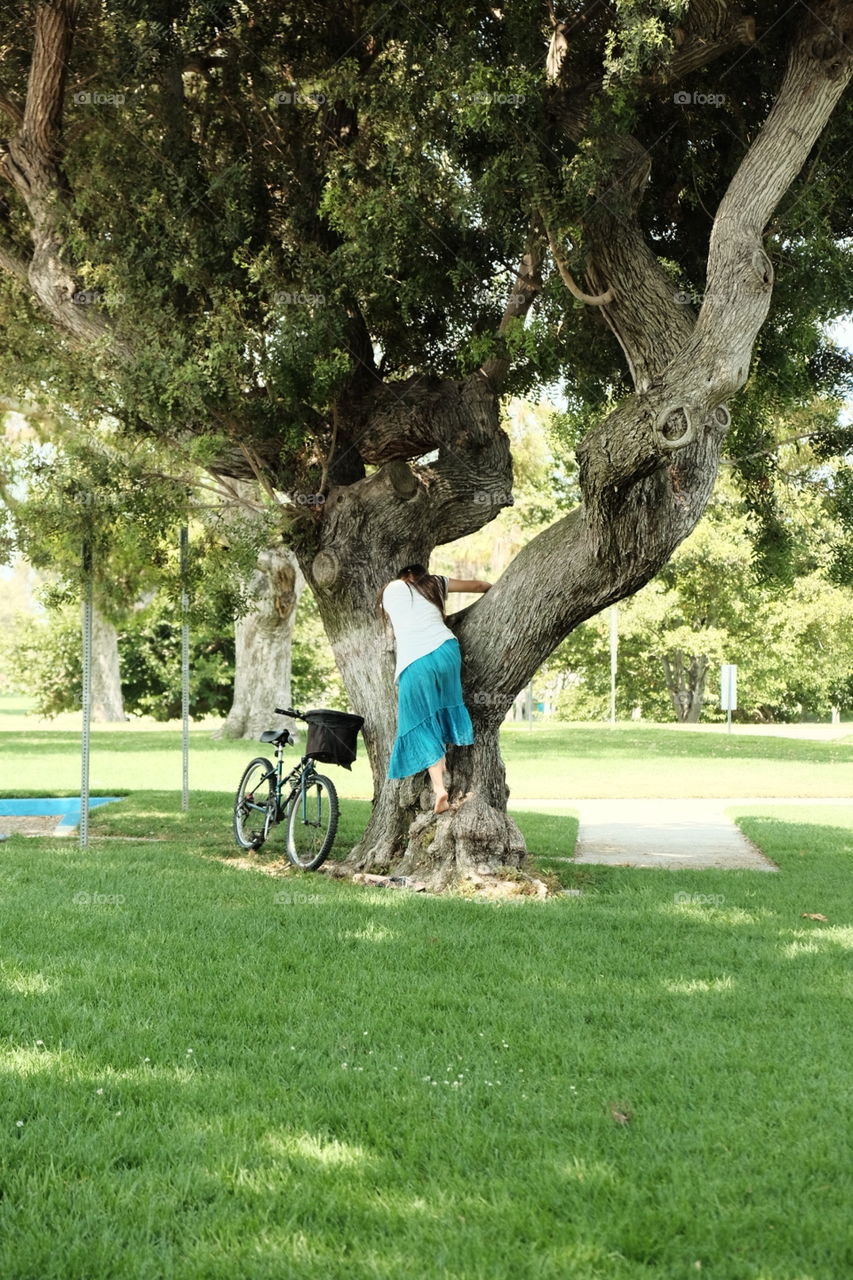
[233,757,276,850]
[286,773,338,870]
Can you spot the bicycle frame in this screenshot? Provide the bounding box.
[235,703,343,867]
[271,743,320,825]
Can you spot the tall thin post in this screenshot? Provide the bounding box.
[609,605,618,725]
[80,541,93,849]
[721,663,737,736]
[180,526,190,812]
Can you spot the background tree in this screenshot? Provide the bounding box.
[551,457,853,723]
[0,418,189,719]
[1,2,852,885]
[3,601,236,719]
[0,414,286,721]
[205,479,305,740]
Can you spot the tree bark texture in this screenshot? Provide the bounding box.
[89,606,124,723]
[661,652,709,723]
[216,544,304,741]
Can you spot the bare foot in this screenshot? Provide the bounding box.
[434,791,449,814]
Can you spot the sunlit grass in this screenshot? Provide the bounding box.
[0,783,850,1278]
[2,693,853,800]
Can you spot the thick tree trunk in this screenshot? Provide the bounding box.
[215,545,303,740]
[306,1,853,888]
[380,717,528,893]
[343,673,528,892]
[661,651,708,723]
[297,377,535,890]
[4,0,851,891]
[89,607,124,722]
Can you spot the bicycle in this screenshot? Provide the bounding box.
[232,705,362,871]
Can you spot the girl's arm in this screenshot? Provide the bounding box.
[446,578,491,593]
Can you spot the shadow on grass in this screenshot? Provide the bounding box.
[1,808,851,1277]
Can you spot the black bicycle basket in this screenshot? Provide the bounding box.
[305,709,364,769]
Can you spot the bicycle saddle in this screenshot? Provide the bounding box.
[260,729,294,745]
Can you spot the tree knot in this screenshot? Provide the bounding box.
[654,403,696,452]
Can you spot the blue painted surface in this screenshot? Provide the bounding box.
[0,796,123,834]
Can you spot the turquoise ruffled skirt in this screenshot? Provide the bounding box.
[388,638,474,779]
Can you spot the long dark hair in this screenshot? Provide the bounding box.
[378,563,446,618]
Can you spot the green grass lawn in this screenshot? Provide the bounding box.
[2,702,852,1276]
[2,696,852,799]
[1,790,851,1278]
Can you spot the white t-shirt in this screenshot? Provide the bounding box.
[382,576,454,681]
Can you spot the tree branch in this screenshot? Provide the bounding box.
[722,426,853,465]
[550,4,757,142]
[577,2,853,525]
[580,134,695,391]
[0,1,118,348]
[348,375,464,464]
[541,216,615,305]
[21,0,80,159]
[479,233,546,386]
[670,3,756,77]
[0,91,24,128]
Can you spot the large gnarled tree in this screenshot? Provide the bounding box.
[1,1,852,886]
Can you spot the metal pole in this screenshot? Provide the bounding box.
[80,541,93,850]
[526,681,533,729]
[609,605,618,725]
[180,526,190,811]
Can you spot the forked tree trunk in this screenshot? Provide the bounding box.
[216,545,304,740]
[661,651,709,723]
[300,6,853,889]
[297,378,535,891]
[90,607,124,722]
[334,609,528,889]
[4,1,851,890]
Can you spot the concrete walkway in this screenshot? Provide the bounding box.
[507,796,853,871]
[573,798,777,871]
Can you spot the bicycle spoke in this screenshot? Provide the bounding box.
[286,774,338,870]
[233,758,277,851]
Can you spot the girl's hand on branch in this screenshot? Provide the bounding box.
[447,578,492,593]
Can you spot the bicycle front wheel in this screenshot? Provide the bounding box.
[233,757,276,850]
[286,773,338,870]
